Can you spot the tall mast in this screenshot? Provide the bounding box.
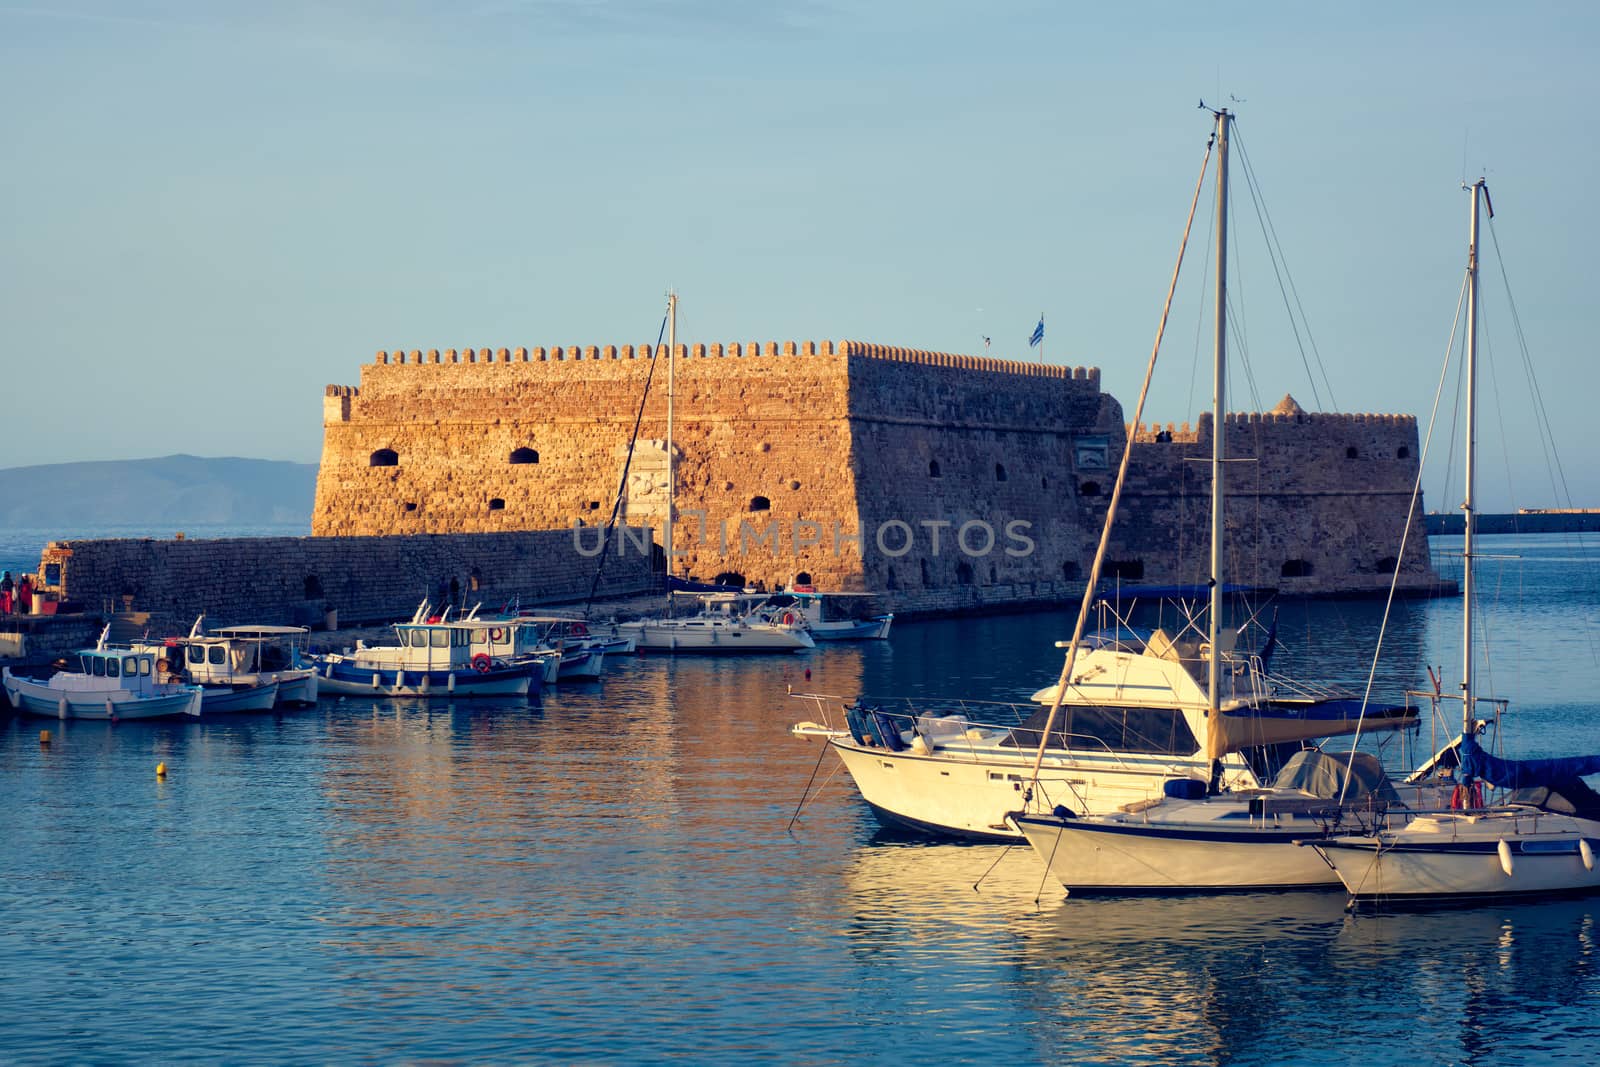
[1208,108,1230,722]
[1462,181,1483,734]
[665,290,677,582]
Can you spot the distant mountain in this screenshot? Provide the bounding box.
[0,455,317,527]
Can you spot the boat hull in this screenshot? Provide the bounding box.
[315,660,536,699]
[810,617,893,641]
[830,737,1239,842]
[3,672,203,721]
[272,670,318,706]
[200,681,280,714]
[1011,811,1340,893]
[623,624,813,654]
[1314,811,1600,903]
[558,650,604,680]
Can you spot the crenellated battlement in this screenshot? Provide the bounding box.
[367,339,1097,385]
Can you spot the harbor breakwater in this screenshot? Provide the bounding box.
[28,528,654,637]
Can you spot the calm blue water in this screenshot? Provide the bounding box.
[4,531,1600,1064]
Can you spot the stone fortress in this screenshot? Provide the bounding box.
[311,339,1438,614]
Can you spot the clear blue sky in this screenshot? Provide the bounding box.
[2,1,1594,512]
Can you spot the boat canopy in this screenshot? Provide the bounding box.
[1460,732,1600,790]
[1270,749,1401,805]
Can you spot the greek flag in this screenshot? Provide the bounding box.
[1028,316,1044,347]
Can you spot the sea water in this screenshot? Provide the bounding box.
[2,532,1600,1064]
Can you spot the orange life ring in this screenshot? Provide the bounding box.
[471,653,492,674]
[781,612,796,626]
[572,622,588,637]
[155,657,169,673]
[488,627,505,642]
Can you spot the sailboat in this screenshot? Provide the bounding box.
[613,292,816,655]
[1309,179,1600,906]
[790,109,1416,842]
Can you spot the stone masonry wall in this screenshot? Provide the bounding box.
[312,342,1116,611]
[36,529,653,634]
[1111,408,1433,593]
[312,340,1438,613]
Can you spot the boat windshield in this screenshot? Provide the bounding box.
[1000,704,1201,757]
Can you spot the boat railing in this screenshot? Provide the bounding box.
[787,692,1160,772]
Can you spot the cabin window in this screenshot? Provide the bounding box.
[454,629,469,648]
[995,463,1007,482]
[123,656,139,676]
[1006,706,1200,757]
[1281,559,1314,578]
[45,563,61,585]
[929,460,942,478]
[188,645,205,665]
[488,498,505,511]
[139,657,151,676]
[370,448,399,467]
[431,630,449,649]
[472,629,488,644]
[209,646,226,665]
[510,447,540,464]
[749,496,771,512]
[92,657,106,677]
[105,657,119,678]
[1345,446,1359,459]
[1397,446,1410,459]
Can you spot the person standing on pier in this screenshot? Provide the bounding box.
[0,572,12,614]
[17,574,32,615]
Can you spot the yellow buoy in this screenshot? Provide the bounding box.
[39,729,51,745]
[156,762,167,778]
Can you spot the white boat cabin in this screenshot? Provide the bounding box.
[58,648,164,695]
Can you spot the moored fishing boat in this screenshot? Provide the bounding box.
[2,627,204,721]
[759,589,892,641]
[310,602,540,699]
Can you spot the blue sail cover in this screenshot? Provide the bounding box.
[1460,733,1600,789]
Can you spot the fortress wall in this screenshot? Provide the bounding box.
[1109,410,1434,592]
[312,342,1118,603]
[841,354,1121,603]
[311,337,1439,609]
[36,529,654,634]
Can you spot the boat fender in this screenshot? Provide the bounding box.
[1497,838,1515,878]
[472,653,492,674]
[1582,839,1595,872]
[782,612,796,626]
[489,628,504,642]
